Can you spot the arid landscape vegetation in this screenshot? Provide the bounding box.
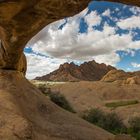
[32,60,140,140]
[0,0,140,140]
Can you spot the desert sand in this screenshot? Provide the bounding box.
[38,80,140,125]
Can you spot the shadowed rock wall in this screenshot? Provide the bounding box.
[0,0,139,75]
[0,0,91,74]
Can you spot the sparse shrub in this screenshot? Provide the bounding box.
[50,93,75,113]
[103,112,126,134]
[37,84,51,95]
[83,108,105,125]
[83,108,126,134]
[129,117,140,133]
[36,84,75,113]
[83,109,140,139]
[128,117,140,140]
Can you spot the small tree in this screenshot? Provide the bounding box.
[129,117,140,133]
[83,108,105,125]
[50,93,75,113]
[103,112,126,134]
[83,108,126,134]
[128,117,140,140]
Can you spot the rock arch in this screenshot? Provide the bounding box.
[0,0,91,74]
[0,0,139,75]
[0,1,139,140]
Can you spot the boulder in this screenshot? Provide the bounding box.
[124,76,140,85]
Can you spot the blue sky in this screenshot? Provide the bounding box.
[25,1,140,79]
[86,1,140,71]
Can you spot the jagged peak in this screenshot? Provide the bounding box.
[35,60,116,81]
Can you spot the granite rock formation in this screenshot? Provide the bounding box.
[35,60,115,81]
[0,1,114,140]
[0,0,139,140]
[101,69,140,85]
[0,0,91,74]
[0,70,115,140]
[0,0,139,74]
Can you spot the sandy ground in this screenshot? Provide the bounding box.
[33,80,140,125]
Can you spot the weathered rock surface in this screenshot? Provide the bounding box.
[0,1,140,140]
[101,70,140,85]
[124,76,140,85]
[101,70,129,82]
[114,134,136,140]
[0,0,91,73]
[0,0,140,74]
[35,60,115,81]
[0,70,114,140]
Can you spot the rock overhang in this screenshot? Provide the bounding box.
[0,0,139,75]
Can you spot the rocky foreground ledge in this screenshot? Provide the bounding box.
[0,70,115,140]
[0,70,136,140]
[0,0,139,139]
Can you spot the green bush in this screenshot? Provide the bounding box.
[83,108,126,134]
[83,108,105,125]
[103,112,126,134]
[83,109,140,139]
[50,93,75,113]
[129,117,140,133]
[105,100,139,108]
[37,84,75,113]
[127,117,140,140]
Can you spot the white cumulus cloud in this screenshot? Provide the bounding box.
[84,11,102,28]
[25,3,140,78]
[102,9,111,17]
[117,16,140,30]
[131,62,140,68]
[25,53,67,79]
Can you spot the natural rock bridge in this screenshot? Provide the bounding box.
[0,0,139,140]
[0,0,139,75]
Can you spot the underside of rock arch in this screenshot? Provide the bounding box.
[0,0,139,140]
[0,0,139,74]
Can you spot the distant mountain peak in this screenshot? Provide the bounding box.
[35,60,116,82]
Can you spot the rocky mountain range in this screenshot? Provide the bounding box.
[35,60,116,81]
